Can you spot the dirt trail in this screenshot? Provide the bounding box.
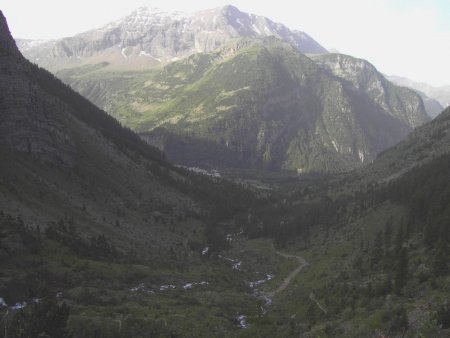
[268,246,308,297]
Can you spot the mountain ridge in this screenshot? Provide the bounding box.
[387,74,450,109]
[16,4,327,72]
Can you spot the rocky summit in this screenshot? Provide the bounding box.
[17,5,327,71]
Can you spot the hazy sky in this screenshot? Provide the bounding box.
[2,0,449,86]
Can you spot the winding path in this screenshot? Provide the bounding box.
[268,246,309,297]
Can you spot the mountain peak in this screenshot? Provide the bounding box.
[17,5,328,70]
[129,6,187,20]
[219,4,241,14]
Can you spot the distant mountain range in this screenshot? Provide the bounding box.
[387,75,450,112]
[15,5,430,173]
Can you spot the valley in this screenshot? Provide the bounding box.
[1,4,449,338]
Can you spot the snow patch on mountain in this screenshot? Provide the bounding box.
[139,51,161,62]
[121,48,128,59]
[252,24,262,35]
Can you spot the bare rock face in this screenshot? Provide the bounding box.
[0,11,76,166]
[17,5,328,71]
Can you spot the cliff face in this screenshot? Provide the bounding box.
[0,11,76,166]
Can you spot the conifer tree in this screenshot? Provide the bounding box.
[432,238,448,276]
[371,231,383,268]
[394,247,408,294]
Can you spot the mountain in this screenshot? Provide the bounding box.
[57,39,429,173]
[16,5,327,72]
[0,10,261,337]
[311,53,428,128]
[314,53,444,118]
[15,5,431,174]
[387,75,450,109]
